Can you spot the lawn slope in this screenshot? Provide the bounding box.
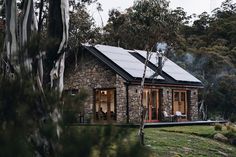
[145,126,236,157]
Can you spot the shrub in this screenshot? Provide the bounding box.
[229,115,236,123]
[225,123,233,130]
[214,123,222,131]
[225,123,236,132]
[230,126,236,133]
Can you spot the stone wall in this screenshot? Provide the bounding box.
[64,50,199,124]
[128,85,141,123]
[162,87,173,115]
[64,51,117,123]
[189,89,199,120]
[115,75,127,123]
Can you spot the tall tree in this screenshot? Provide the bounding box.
[101,0,187,145]
[102,0,187,50]
[175,0,236,120]
[1,0,70,156]
[48,0,69,98]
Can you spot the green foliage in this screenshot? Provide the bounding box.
[206,75,236,119]
[0,77,39,126]
[102,0,187,50]
[69,4,99,51]
[0,77,39,156]
[226,123,236,133]
[171,0,236,119]
[229,114,236,123]
[214,123,223,131]
[63,89,89,124]
[0,129,34,157]
[0,76,64,156]
[60,126,151,157]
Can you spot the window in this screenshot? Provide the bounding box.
[174,92,179,101]
[173,90,187,115]
[95,89,116,121]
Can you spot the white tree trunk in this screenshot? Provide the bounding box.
[138,50,151,145]
[5,0,18,74]
[50,0,69,98]
[49,0,69,138]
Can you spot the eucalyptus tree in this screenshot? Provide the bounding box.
[174,0,236,120]
[69,3,99,68]
[102,0,187,145]
[1,0,71,156]
[103,0,187,50]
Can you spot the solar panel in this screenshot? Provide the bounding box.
[95,45,164,80]
[135,50,201,83]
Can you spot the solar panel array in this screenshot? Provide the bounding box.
[134,50,201,83]
[95,45,164,80]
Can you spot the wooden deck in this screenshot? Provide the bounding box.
[144,120,227,128]
[71,120,227,128]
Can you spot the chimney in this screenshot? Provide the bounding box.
[158,52,163,75]
[156,42,167,75]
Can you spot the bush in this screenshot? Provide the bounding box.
[229,115,236,123]
[214,123,222,131]
[60,126,152,157]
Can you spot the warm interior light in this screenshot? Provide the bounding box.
[101,90,107,95]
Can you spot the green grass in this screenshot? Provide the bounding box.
[159,125,219,138]
[158,125,236,139]
[66,125,236,157]
[145,127,236,157]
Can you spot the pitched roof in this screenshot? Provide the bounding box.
[83,44,203,87]
[133,50,201,83]
[95,45,164,79]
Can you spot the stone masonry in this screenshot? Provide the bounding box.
[64,51,117,122]
[64,49,199,124]
[189,89,199,120]
[115,75,127,123]
[128,85,141,123]
[64,51,128,123]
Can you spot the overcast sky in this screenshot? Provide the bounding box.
[88,0,236,27]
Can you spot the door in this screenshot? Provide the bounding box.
[173,90,187,115]
[143,89,159,122]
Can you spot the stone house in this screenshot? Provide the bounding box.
[64,44,203,124]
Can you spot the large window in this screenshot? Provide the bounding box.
[95,89,116,122]
[173,90,187,115]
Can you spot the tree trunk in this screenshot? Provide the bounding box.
[48,0,69,138]
[20,0,36,72]
[4,0,18,75]
[3,0,69,156]
[139,50,151,145]
[48,0,69,97]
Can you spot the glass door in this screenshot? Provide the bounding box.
[143,89,159,122]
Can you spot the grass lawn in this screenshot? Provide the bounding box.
[68,125,236,157]
[145,126,236,157]
[158,125,236,138]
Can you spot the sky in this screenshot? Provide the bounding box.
[88,0,236,27]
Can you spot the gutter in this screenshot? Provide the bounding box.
[130,79,204,89]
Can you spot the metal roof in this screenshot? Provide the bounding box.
[134,50,202,83]
[95,45,164,80]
